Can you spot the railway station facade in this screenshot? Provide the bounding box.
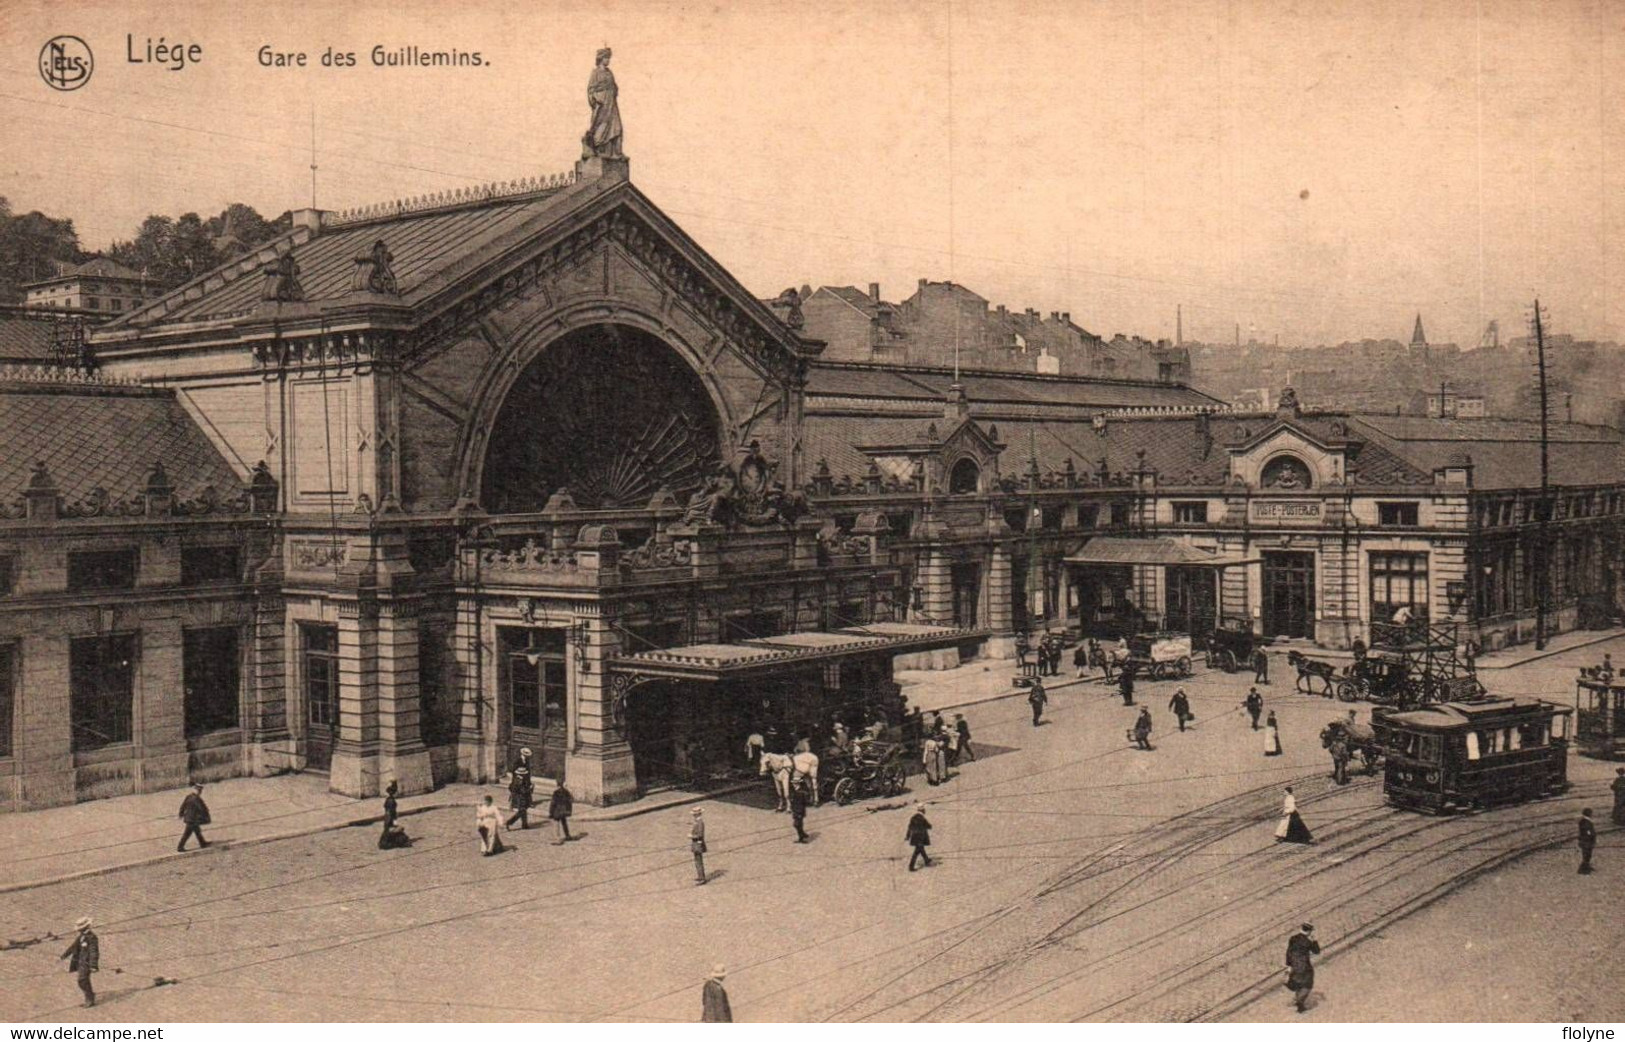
[3,150,1624,811]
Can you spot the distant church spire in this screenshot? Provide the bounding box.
[1411,313,1427,347]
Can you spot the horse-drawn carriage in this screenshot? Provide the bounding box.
[1123,632,1194,680]
[1320,715,1383,772]
[1205,619,1268,673]
[819,740,908,805]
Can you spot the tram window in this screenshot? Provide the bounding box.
[1465,731,1481,760]
[1481,730,1499,754]
[1417,736,1440,763]
[1552,715,1568,740]
[1517,721,1545,747]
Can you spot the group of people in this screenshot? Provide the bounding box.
[921,711,975,785]
[1015,631,1067,676]
[477,747,576,855]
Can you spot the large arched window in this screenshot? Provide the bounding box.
[949,457,981,495]
[1260,455,1313,490]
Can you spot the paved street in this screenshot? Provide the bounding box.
[2,637,1620,1023]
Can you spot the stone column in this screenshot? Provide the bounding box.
[136,615,189,794]
[17,631,73,809]
[246,592,292,776]
[987,545,1014,636]
[375,601,433,795]
[916,549,954,625]
[564,609,637,805]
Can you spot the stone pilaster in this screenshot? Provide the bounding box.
[564,610,637,805]
[916,550,954,625]
[987,545,1013,634]
[246,594,292,775]
[136,615,190,793]
[16,632,73,809]
[453,597,499,784]
[329,602,381,797]
[375,601,433,795]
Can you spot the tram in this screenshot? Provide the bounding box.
[1575,675,1625,760]
[1373,697,1572,814]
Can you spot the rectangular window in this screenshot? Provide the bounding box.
[1173,501,1208,524]
[67,548,138,591]
[70,633,138,751]
[301,624,339,729]
[1377,502,1419,526]
[183,627,240,737]
[0,643,15,758]
[180,546,240,585]
[86,296,100,311]
[1109,501,1131,526]
[1371,551,1429,623]
[504,629,565,732]
[0,554,14,596]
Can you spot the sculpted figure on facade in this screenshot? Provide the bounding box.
[582,47,623,159]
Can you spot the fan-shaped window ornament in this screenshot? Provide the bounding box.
[1261,455,1313,490]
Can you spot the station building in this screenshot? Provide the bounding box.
[3,147,1622,812]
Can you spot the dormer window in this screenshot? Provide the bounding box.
[949,458,980,495]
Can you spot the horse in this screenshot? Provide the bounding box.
[1287,649,1339,698]
[759,750,820,811]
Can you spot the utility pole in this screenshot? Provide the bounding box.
[1532,298,1550,650]
[310,105,319,210]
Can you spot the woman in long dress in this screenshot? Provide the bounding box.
[1264,709,1283,756]
[923,735,941,785]
[1276,786,1313,843]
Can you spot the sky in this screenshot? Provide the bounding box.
[1,0,1620,349]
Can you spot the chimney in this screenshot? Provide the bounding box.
[1026,308,1037,320]
[1061,312,1070,324]
[868,282,880,303]
[288,207,326,233]
[918,278,928,291]
[996,304,1006,317]
[1050,311,1060,322]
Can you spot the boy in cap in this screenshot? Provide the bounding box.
[59,916,99,1007]
[690,807,708,884]
[177,782,211,851]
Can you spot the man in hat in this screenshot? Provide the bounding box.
[789,778,810,843]
[59,916,99,1007]
[177,782,211,851]
[1119,665,1136,706]
[1578,808,1597,874]
[1028,681,1047,727]
[690,807,709,884]
[1611,767,1625,827]
[1285,923,1320,1013]
[955,713,975,762]
[1242,687,1264,730]
[549,778,575,845]
[906,802,933,871]
[1168,688,1192,732]
[701,964,732,1022]
[1132,706,1154,750]
[1252,647,1271,685]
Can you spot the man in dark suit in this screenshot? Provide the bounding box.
[906,802,933,871]
[549,780,574,845]
[701,964,732,1022]
[954,713,975,762]
[1285,923,1320,1013]
[1028,682,1047,726]
[1243,688,1264,730]
[1119,665,1136,706]
[59,916,99,1007]
[1578,808,1597,874]
[789,780,809,843]
[178,782,211,851]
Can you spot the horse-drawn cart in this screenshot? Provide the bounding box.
[1124,632,1194,680]
[1320,716,1383,772]
[820,740,908,805]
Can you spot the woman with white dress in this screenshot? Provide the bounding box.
[475,794,505,856]
[1275,785,1313,843]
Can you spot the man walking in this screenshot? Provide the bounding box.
[789,779,809,843]
[1285,923,1321,1013]
[906,802,933,871]
[1119,665,1136,706]
[506,761,533,830]
[59,916,98,1008]
[177,782,211,851]
[1028,681,1047,726]
[1243,687,1264,730]
[1132,707,1154,750]
[691,807,709,885]
[1329,733,1351,786]
[1074,641,1090,679]
[955,713,975,762]
[701,964,733,1022]
[1578,808,1597,875]
[1168,688,1192,732]
[1252,647,1270,685]
[548,779,575,845]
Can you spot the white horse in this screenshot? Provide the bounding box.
[759,751,820,811]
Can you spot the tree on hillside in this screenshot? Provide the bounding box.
[109,203,287,288]
[0,196,87,302]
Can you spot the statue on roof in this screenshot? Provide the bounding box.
[582,47,623,160]
[350,239,398,295]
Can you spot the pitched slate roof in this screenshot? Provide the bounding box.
[0,381,242,503]
[805,361,1221,412]
[24,257,145,287]
[1349,415,1625,489]
[0,311,58,363]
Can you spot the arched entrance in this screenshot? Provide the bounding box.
[480,324,723,512]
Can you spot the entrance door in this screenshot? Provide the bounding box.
[500,628,567,778]
[1166,566,1218,640]
[1262,552,1316,639]
[951,562,981,627]
[299,623,338,770]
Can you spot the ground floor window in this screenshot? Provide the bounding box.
[1370,552,1429,623]
[301,624,339,729]
[1477,544,1519,618]
[0,643,14,758]
[183,626,241,737]
[70,633,138,752]
[502,628,566,732]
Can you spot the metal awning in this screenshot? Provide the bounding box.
[1065,536,1260,568]
[607,622,985,682]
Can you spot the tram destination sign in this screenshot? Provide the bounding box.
[1251,499,1322,522]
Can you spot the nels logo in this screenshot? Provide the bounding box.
[39,35,93,91]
